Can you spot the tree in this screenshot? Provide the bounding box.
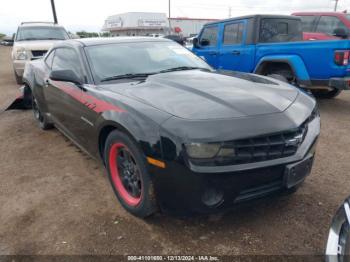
[76,31,99,38]
[99,32,111,37]
[0,33,6,39]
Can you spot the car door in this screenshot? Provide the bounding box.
[218,20,255,72]
[44,47,86,144]
[194,25,220,68]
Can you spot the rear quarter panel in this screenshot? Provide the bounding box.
[23,59,50,111]
[256,40,350,80]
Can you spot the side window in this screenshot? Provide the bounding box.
[52,48,82,77]
[259,18,302,43]
[316,16,348,35]
[223,23,244,45]
[298,16,317,32]
[45,50,55,69]
[199,26,218,47]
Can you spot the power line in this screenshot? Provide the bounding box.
[334,0,339,11]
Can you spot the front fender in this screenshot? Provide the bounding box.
[254,55,311,84]
[94,108,166,161]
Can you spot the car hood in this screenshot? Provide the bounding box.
[104,70,299,120]
[13,40,61,51]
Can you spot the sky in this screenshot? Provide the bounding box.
[1,0,350,35]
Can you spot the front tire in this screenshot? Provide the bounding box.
[104,130,157,218]
[32,95,54,130]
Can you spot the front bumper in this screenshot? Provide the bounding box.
[151,114,320,215]
[152,151,315,215]
[13,60,26,76]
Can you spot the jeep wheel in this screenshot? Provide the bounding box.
[311,88,342,99]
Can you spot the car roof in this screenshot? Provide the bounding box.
[205,14,300,26]
[292,12,348,16]
[64,37,172,47]
[19,22,64,28]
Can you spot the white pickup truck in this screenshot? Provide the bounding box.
[11,22,70,84]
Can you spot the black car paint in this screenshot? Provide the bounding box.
[23,38,320,214]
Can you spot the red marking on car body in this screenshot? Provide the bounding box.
[51,81,125,113]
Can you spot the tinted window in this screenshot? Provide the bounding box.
[223,23,244,45]
[16,26,69,41]
[316,16,348,35]
[52,48,82,77]
[85,42,211,83]
[298,16,317,31]
[45,50,55,69]
[200,26,218,46]
[259,18,302,43]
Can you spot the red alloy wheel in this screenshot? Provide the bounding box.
[108,143,142,207]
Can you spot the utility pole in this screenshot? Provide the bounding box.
[228,6,232,18]
[50,0,58,24]
[334,0,339,11]
[168,0,172,34]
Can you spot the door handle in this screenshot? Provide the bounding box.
[232,50,241,55]
[208,51,218,56]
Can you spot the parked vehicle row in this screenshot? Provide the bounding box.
[11,22,70,84]
[192,14,350,99]
[293,12,350,41]
[21,37,320,217]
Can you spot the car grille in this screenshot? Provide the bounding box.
[191,125,308,166]
[31,50,47,58]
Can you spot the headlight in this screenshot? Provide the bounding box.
[185,143,221,158]
[16,50,28,60]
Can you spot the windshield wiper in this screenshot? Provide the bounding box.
[46,38,65,40]
[101,73,156,82]
[158,66,211,74]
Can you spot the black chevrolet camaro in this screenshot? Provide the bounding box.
[23,37,320,217]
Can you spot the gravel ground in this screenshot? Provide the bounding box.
[1,45,350,257]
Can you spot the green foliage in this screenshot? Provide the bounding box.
[76,31,100,38]
[99,32,111,37]
[0,33,6,39]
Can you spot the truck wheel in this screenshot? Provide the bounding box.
[32,95,54,130]
[311,88,342,99]
[14,70,23,85]
[267,74,288,83]
[104,130,158,218]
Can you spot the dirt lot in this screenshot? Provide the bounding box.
[1,45,350,257]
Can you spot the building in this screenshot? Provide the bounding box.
[169,17,219,37]
[102,12,169,36]
[102,12,219,37]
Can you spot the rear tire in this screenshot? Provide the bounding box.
[311,88,342,99]
[32,95,54,130]
[104,130,157,218]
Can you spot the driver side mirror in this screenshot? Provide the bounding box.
[50,69,83,86]
[193,37,199,48]
[193,38,211,48]
[333,28,348,39]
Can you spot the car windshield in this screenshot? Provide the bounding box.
[16,26,69,41]
[85,41,212,83]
